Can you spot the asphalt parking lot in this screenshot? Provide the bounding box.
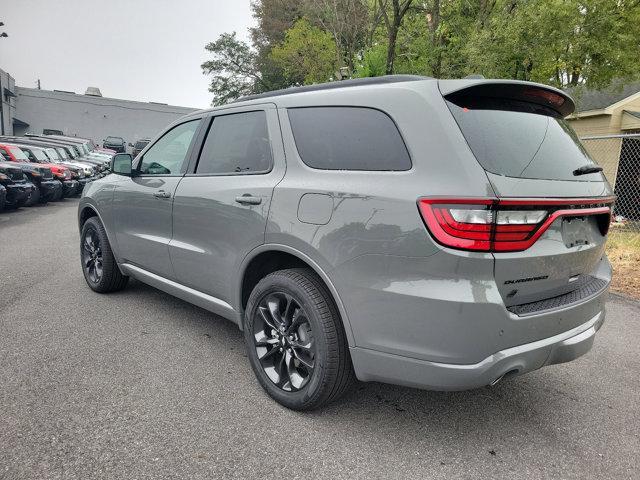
[1,199,639,480]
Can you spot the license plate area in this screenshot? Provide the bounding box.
[562,216,591,248]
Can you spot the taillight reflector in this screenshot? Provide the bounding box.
[418,197,614,253]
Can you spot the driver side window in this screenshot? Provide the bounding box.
[138,119,201,175]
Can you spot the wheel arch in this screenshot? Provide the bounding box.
[237,244,355,347]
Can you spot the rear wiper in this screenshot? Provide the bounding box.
[573,164,603,176]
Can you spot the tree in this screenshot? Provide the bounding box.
[303,0,368,76]
[377,0,414,74]
[270,18,339,85]
[201,32,266,106]
[250,0,305,91]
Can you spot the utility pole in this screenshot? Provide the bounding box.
[37,79,41,90]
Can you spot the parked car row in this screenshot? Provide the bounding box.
[0,134,115,212]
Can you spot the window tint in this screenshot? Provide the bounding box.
[287,107,411,171]
[446,97,603,181]
[196,111,272,175]
[139,120,200,175]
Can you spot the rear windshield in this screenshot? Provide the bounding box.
[446,97,603,181]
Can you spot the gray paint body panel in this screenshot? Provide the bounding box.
[79,77,611,391]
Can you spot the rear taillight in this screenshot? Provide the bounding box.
[418,197,614,253]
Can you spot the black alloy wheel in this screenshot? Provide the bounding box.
[244,268,354,410]
[253,291,316,392]
[82,226,103,284]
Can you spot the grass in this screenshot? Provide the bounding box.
[606,230,640,299]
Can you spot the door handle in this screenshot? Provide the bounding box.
[235,194,262,205]
[153,190,171,199]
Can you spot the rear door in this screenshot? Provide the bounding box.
[441,81,614,310]
[170,104,285,306]
[112,118,202,278]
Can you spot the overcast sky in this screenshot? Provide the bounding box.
[0,0,253,108]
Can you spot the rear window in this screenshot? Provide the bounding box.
[135,140,149,149]
[288,107,411,171]
[446,97,603,181]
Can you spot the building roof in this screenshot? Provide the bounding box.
[566,80,640,113]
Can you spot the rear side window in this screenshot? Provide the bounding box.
[446,96,603,181]
[287,107,411,171]
[196,111,272,175]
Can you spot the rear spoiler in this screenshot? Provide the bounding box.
[438,79,575,117]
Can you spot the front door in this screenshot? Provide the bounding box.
[170,105,285,307]
[113,119,201,278]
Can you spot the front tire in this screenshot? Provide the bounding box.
[80,217,129,293]
[244,268,354,410]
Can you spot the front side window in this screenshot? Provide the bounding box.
[196,111,272,175]
[139,120,200,175]
[287,106,412,171]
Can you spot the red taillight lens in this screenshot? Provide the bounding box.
[418,198,614,253]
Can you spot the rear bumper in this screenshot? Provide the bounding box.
[351,309,605,390]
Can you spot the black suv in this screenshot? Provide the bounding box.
[103,136,126,153]
[0,162,32,209]
[131,138,150,158]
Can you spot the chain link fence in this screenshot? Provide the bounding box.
[581,133,640,246]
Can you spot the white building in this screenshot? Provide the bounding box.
[0,66,198,146]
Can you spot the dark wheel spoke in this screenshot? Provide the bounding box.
[291,346,314,370]
[266,296,284,328]
[258,306,279,332]
[285,310,305,335]
[258,345,280,362]
[252,289,315,393]
[283,294,296,327]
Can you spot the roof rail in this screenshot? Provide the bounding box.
[233,75,431,103]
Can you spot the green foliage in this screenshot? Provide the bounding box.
[201,32,264,106]
[270,18,338,85]
[202,0,640,104]
[354,43,387,77]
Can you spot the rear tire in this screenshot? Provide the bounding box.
[80,217,129,293]
[244,268,354,410]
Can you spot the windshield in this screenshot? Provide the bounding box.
[32,149,49,161]
[46,148,59,160]
[446,97,604,182]
[56,148,68,159]
[8,146,30,162]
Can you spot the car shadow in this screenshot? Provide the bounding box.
[114,277,580,446]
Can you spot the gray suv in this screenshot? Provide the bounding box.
[78,76,614,410]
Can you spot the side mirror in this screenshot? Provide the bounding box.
[111,153,133,176]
